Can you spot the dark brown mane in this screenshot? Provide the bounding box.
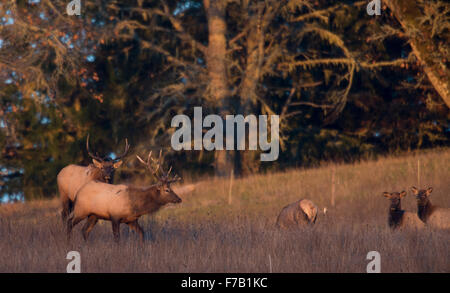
[388,210,404,229]
[385,193,405,229]
[417,199,436,223]
[87,164,103,180]
[126,184,165,217]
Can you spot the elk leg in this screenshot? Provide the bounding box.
[111,219,121,243]
[128,220,145,243]
[67,215,84,241]
[82,215,98,241]
[66,215,74,241]
[61,197,71,224]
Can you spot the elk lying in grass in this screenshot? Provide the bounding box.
[383,191,424,230]
[412,187,450,229]
[276,199,318,230]
[57,135,130,223]
[67,150,182,243]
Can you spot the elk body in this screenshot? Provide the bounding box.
[67,150,182,243]
[412,187,450,229]
[57,135,129,223]
[276,199,318,230]
[383,191,425,230]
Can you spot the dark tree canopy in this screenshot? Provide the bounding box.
[0,0,448,201]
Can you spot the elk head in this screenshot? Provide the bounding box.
[86,134,130,183]
[411,186,433,206]
[383,191,406,211]
[136,150,182,204]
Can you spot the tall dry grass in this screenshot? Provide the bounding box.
[0,149,449,272]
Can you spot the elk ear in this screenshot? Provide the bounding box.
[399,191,407,198]
[426,187,433,196]
[383,192,391,198]
[411,186,419,195]
[113,160,123,169]
[92,159,103,168]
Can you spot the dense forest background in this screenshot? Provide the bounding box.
[0,0,449,201]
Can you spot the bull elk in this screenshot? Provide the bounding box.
[276,199,318,230]
[412,187,450,229]
[57,134,130,223]
[383,191,424,230]
[67,150,182,243]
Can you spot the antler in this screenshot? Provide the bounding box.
[114,138,130,161]
[167,172,182,184]
[136,150,181,183]
[136,150,162,179]
[86,134,104,161]
[162,164,182,183]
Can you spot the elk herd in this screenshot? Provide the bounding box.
[57,135,449,243]
[277,187,449,231]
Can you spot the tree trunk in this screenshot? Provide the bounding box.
[204,0,228,102]
[385,0,450,108]
[235,6,267,176]
[239,7,265,106]
[204,0,234,177]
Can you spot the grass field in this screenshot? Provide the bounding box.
[0,149,449,273]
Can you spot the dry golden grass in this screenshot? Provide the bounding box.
[0,149,449,272]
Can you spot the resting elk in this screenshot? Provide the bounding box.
[67,150,182,243]
[57,134,130,223]
[276,199,318,230]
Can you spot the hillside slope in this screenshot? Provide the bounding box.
[0,149,449,272]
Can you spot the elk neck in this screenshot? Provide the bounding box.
[87,164,103,180]
[417,198,434,223]
[388,202,404,229]
[127,185,165,217]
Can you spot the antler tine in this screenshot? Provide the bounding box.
[146,150,153,166]
[86,134,103,161]
[137,151,161,180]
[154,150,162,175]
[114,138,130,161]
[168,173,182,183]
[136,155,148,166]
[137,151,152,169]
[148,149,161,174]
[158,149,163,165]
[139,150,179,182]
[148,150,162,178]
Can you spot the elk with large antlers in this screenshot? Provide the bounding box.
[57,134,130,223]
[67,150,182,243]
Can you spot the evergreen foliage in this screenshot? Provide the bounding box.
[0,0,448,200]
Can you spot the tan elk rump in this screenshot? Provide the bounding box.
[412,187,450,229]
[67,150,182,243]
[57,135,129,223]
[276,199,318,230]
